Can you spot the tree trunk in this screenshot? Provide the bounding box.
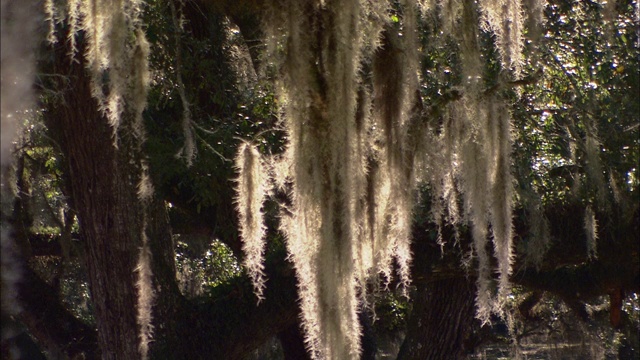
[397,276,476,360]
[43,39,147,359]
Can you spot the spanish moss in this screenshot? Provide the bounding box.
[242,0,533,355]
[235,143,269,300]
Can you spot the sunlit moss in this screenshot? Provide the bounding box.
[239,0,531,357]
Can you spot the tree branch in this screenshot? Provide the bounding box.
[15,261,99,359]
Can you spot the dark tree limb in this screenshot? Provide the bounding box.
[400,187,639,359]
[512,202,639,315]
[14,261,99,359]
[149,249,300,360]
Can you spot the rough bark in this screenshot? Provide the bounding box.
[43,39,146,359]
[396,276,476,360]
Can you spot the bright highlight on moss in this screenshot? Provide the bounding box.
[235,142,269,300]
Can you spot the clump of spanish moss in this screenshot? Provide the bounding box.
[169,0,196,166]
[584,205,598,259]
[427,0,521,323]
[132,28,155,360]
[235,143,269,300]
[585,133,607,206]
[236,0,537,357]
[479,0,525,75]
[61,0,148,141]
[135,227,154,359]
[521,192,551,268]
[259,0,395,357]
